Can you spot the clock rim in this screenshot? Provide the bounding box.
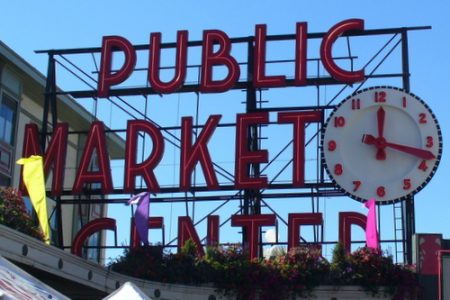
[320,85,443,205]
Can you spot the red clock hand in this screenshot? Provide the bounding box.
[376,107,386,160]
[362,134,435,160]
[377,106,385,138]
[385,141,435,160]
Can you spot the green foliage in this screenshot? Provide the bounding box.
[110,245,164,280]
[343,247,419,299]
[329,242,352,285]
[331,242,346,268]
[0,187,44,241]
[180,238,198,258]
[109,241,420,300]
[328,245,419,298]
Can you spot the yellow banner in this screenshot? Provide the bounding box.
[16,155,50,244]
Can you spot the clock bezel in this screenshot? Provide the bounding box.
[321,86,443,204]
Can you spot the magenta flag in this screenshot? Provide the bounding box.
[364,198,380,250]
[128,192,150,245]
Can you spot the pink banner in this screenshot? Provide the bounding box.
[364,199,379,250]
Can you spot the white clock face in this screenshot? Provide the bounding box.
[322,86,442,204]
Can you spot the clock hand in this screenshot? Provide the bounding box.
[361,133,386,160]
[377,106,385,138]
[362,134,435,160]
[384,141,435,160]
[376,107,386,160]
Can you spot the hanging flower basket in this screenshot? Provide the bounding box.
[109,241,420,299]
[0,187,44,241]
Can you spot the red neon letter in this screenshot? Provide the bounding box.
[73,122,113,194]
[19,123,42,194]
[320,19,365,83]
[149,31,188,93]
[207,215,219,247]
[295,22,308,85]
[124,120,164,193]
[19,123,68,196]
[253,24,286,88]
[71,218,116,257]
[339,212,367,254]
[130,217,164,248]
[21,123,41,159]
[231,214,276,259]
[180,115,220,191]
[98,36,136,98]
[235,112,269,189]
[278,111,322,186]
[200,30,240,93]
[288,213,323,251]
[43,123,69,196]
[178,216,205,257]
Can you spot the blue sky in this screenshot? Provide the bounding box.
[2,1,450,261]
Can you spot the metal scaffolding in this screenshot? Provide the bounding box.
[37,25,431,264]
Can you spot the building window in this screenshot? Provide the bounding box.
[73,202,103,263]
[22,195,34,216]
[0,173,10,186]
[0,92,17,181]
[0,92,17,145]
[0,145,12,176]
[49,204,59,245]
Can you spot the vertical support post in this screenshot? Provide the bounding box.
[246,41,261,215]
[42,52,58,142]
[41,54,52,151]
[401,30,411,93]
[401,29,414,264]
[404,196,415,264]
[42,53,64,248]
[243,39,262,253]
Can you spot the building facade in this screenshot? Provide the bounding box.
[0,41,122,264]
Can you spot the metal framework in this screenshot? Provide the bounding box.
[37,25,431,264]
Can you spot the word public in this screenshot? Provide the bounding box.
[25,19,369,196]
[97,19,365,97]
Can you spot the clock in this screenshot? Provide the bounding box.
[321,86,442,204]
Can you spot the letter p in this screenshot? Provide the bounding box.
[98,36,136,98]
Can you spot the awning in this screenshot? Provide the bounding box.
[0,255,69,300]
[103,282,152,300]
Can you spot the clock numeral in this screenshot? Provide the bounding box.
[351,98,361,110]
[418,160,428,172]
[426,136,433,148]
[419,113,427,124]
[334,116,345,128]
[377,186,386,197]
[403,179,412,190]
[374,91,386,103]
[352,180,361,192]
[327,140,337,152]
[402,96,407,108]
[334,163,343,176]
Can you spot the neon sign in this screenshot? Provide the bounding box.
[97,19,365,97]
[23,18,422,260]
[22,19,369,196]
[21,112,322,194]
[71,212,368,259]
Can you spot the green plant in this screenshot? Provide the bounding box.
[109,242,420,299]
[204,245,264,299]
[263,245,328,298]
[346,247,419,299]
[329,242,353,285]
[110,245,164,279]
[0,187,44,241]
